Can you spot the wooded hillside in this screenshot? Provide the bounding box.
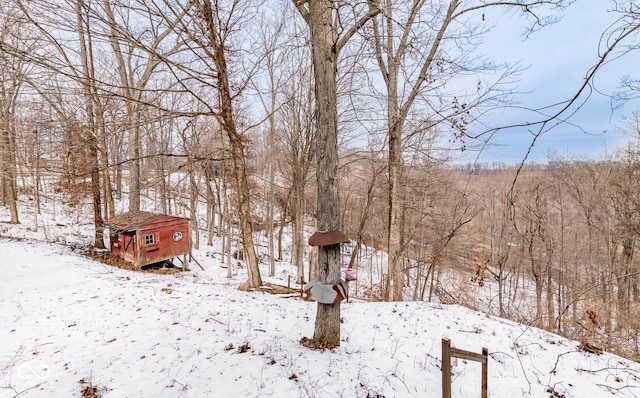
[2,0,640,358]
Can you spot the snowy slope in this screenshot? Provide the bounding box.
[2,238,640,398]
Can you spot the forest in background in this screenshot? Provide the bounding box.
[2,0,640,358]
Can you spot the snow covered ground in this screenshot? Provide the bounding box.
[2,194,640,398]
[2,235,640,398]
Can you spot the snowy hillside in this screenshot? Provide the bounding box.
[2,236,640,398]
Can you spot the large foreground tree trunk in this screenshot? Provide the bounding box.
[296,0,342,346]
[309,0,342,346]
[294,0,378,347]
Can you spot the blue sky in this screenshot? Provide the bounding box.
[467,0,640,164]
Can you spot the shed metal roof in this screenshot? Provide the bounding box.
[104,211,189,231]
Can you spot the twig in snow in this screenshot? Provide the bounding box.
[595,383,640,393]
[550,351,576,375]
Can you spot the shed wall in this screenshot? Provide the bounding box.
[137,219,190,267]
[108,214,190,267]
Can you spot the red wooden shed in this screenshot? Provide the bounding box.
[104,211,190,268]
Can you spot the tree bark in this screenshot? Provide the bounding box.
[76,0,104,248]
[0,4,27,225]
[293,177,306,283]
[199,0,262,288]
[0,127,19,224]
[303,0,343,346]
[348,157,380,269]
[294,0,378,346]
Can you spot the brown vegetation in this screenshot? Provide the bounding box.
[339,155,640,361]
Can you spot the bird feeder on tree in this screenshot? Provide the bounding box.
[304,230,357,304]
[307,230,350,247]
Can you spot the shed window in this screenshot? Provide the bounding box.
[144,233,156,246]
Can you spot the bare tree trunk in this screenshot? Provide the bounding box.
[189,165,200,250]
[76,0,104,248]
[31,133,41,230]
[103,0,181,213]
[199,0,262,289]
[387,120,404,301]
[104,0,141,212]
[294,0,378,346]
[556,185,565,333]
[0,127,19,224]
[224,182,232,279]
[204,165,216,246]
[309,245,319,281]
[293,181,305,283]
[349,155,381,269]
[277,200,287,261]
[307,0,342,345]
[128,123,141,212]
[93,105,114,221]
[101,159,115,219]
[267,138,276,276]
[295,0,342,346]
[114,143,123,200]
[214,174,223,237]
[0,6,23,225]
[262,27,281,278]
[618,238,634,315]
[89,132,104,248]
[546,268,554,330]
[228,133,262,288]
[157,156,168,214]
[279,53,315,283]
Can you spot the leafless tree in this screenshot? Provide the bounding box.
[250,6,299,278]
[368,0,573,301]
[279,55,316,284]
[342,149,386,271]
[101,0,184,212]
[182,0,264,288]
[0,2,28,224]
[293,0,379,346]
[10,0,111,246]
